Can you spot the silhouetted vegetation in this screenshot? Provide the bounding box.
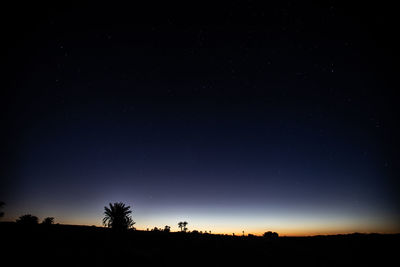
[178,221,188,232]
[1,221,398,267]
[103,202,135,231]
[263,231,279,239]
[42,217,55,225]
[2,201,396,267]
[16,214,39,225]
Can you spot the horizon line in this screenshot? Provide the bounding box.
[1,221,398,237]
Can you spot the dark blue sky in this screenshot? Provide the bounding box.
[1,2,399,235]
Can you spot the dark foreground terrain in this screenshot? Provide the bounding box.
[1,222,398,267]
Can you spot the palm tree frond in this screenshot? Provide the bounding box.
[102,202,134,231]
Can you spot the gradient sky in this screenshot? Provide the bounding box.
[1,2,399,235]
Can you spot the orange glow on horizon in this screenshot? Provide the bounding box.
[4,209,399,237]
[3,216,398,237]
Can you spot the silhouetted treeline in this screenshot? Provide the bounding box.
[1,221,398,267]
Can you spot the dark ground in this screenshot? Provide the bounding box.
[1,222,398,266]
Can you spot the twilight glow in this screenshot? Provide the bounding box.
[2,3,399,236]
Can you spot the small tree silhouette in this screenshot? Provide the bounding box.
[164,225,171,232]
[16,214,39,225]
[263,231,279,239]
[42,217,55,225]
[103,202,135,231]
[178,221,189,232]
[178,222,184,231]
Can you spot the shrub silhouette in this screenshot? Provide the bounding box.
[16,214,39,225]
[164,225,171,232]
[103,202,135,231]
[42,217,55,225]
[263,231,279,239]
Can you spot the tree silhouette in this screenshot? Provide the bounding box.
[263,231,279,239]
[103,202,135,231]
[16,214,39,225]
[0,201,4,218]
[42,217,55,225]
[178,222,184,231]
[178,221,188,232]
[164,225,171,232]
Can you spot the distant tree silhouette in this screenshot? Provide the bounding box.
[103,202,135,231]
[16,214,39,225]
[263,231,279,239]
[42,217,54,225]
[164,225,171,232]
[177,221,189,232]
[0,201,4,218]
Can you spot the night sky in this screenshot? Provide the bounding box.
[1,2,399,235]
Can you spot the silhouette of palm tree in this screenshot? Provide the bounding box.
[103,202,135,231]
